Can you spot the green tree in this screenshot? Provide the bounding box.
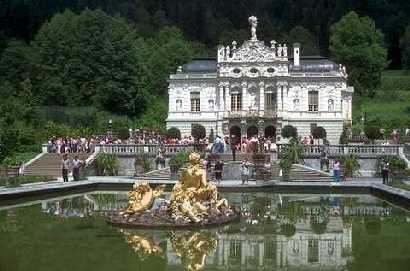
[400,25,410,69]
[329,11,387,97]
[285,26,319,55]
[166,127,181,140]
[33,9,145,116]
[312,126,327,143]
[135,26,194,97]
[281,125,298,139]
[191,124,206,140]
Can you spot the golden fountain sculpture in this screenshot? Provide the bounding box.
[107,152,237,227]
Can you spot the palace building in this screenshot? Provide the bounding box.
[166,17,353,144]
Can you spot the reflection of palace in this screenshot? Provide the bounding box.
[41,192,128,217]
[165,194,393,271]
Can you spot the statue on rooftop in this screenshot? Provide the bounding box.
[248,16,258,41]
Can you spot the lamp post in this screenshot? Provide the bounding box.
[129,128,133,139]
[107,119,113,138]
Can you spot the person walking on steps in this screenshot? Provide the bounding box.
[72,155,83,182]
[333,159,341,183]
[62,153,71,182]
[241,160,250,185]
[382,160,390,184]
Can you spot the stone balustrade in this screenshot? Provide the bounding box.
[42,142,403,159]
[277,144,403,158]
[96,144,206,156]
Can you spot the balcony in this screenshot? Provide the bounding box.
[224,110,277,119]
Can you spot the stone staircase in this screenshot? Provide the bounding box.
[266,163,331,181]
[24,153,91,178]
[288,164,332,181]
[136,167,171,180]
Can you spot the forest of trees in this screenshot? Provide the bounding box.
[0,1,409,163]
[1,0,409,67]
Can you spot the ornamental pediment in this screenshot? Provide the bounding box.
[218,40,288,63]
[232,40,276,62]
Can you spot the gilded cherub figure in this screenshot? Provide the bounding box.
[120,182,165,216]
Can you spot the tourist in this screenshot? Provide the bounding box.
[214,159,224,184]
[332,159,341,182]
[155,152,165,170]
[231,140,237,161]
[320,151,329,172]
[382,160,390,184]
[241,160,250,185]
[72,155,83,182]
[18,161,26,176]
[61,153,71,182]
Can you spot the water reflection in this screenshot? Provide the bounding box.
[6,191,408,271]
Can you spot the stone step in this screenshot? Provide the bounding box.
[24,153,91,177]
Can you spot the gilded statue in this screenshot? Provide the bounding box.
[113,152,234,227]
[120,229,164,258]
[169,152,229,223]
[120,182,165,216]
[171,232,217,271]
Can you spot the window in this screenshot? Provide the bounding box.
[250,68,258,73]
[267,67,275,73]
[293,98,300,111]
[308,90,319,111]
[233,68,241,74]
[208,99,214,111]
[328,99,334,111]
[176,99,182,111]
[265,93,277,111]
[231,93,242,111]
[308,239,319,263]
[190,92,200,112]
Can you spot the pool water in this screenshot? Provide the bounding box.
[0,192,409,271]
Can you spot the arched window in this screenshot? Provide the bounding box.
[208,99,214,111]
[328,99,334,111]
[293,99,300,111]
[176,99,182,111]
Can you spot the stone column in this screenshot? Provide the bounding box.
[276,83,283,110]
[259,82,265,114]
[226,84,231,111]
[240,119,247,141]
[258,119,265,138]
[219,84,225,111]
[241,81,248,111]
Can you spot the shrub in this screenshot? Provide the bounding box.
[364,125,383,142]
[378,156,408,172]
[169,151,191,171]
[95,153,119,176]
[312,126,327,140]
[338,155,360,177]
[191,124,206,140]
[281,125,297,139]
[166,127,181,140]
[117,127,130,140]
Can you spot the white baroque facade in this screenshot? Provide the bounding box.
[166,17,353,144]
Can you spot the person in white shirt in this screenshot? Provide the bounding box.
[62,153,71,182]
[72,155,83,181]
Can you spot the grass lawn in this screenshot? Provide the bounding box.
[352,70,410,127]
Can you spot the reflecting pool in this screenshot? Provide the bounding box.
[1,192,409,271]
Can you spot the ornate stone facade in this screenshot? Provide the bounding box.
[166,17,353,144]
